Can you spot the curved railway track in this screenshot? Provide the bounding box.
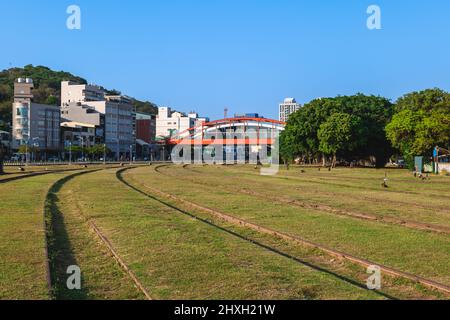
[187,165,450,213]
[208,165,450,200]
[0,167,87,184]
[157,164,450,235]
[116,167,398,300]
[129,165,450,295]
[43,167,152,300]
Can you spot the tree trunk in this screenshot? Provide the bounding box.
[322,154,326,167]
[332,154,337,168]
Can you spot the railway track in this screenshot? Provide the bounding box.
[116,167,398,300]
[186,165,450,212]
[211,165,450,200]
[0,168,85,184]
[43,167,152,300]
[158,164,450,235]
[126,165,450,295]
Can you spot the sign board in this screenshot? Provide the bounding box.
[414,156,423,173]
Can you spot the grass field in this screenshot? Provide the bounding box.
[0,164,448,300]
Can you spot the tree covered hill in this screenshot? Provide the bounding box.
[0,65,157,130]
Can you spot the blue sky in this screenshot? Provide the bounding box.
[1,0,450,119]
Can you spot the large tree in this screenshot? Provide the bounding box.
[281,94,394,167]
[386,88,450,164]
[318,113,362,167]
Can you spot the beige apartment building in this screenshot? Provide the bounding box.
[156,107,208,138]
[61,81,134,158]
[12,78,60,151]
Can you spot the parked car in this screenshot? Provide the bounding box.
[47,157,59,162]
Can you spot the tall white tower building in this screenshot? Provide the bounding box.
[279,98,301,122]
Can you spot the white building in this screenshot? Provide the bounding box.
[279,98,301,122]
[61,81,105,104]
[61,81,134,158]
[156,107,208,138]
[12,78,60,151]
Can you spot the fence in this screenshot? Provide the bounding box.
[3,161,173,167]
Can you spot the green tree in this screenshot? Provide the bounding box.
[281,94,393,167]
[318,113,362,167]
[85,144,111,160]
[386,89,450,165]
[45,95,58,105]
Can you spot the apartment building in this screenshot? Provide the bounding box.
[279,98,301,122]
[60,102,105,147]
[61,82,134,158]
[61,81,105,104]
[12,78,60,151]
[156,107,208,138]
[60,121,97,149]
[135,111,156,144]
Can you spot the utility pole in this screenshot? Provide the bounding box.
[81,137,85,162]
[117,140,120,162]
[25,139,29,166]
[129,144,133,165]
[69,141,72,165]
[103,144,106,165]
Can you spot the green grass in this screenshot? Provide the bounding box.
[1,165,448,300]
[45,171,144,300]
[66,169,386,299]
[179,165,450,227]
[0,173,67,299]
[125,166,450,287]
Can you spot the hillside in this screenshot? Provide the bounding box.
[0,65,157,130]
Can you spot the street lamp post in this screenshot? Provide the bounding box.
[31,137,39,163]
[116,139,120,162]
[129,144,133,165]
[103,144,106,165]
[69,141,72,165]
[25,140,28,166]
[80,136,85,162]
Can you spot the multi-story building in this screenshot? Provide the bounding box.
[156,107,208,138]
[135,112,156,144]
[60,121,97,149]
[12,78,60,152]
[60,102,105,142]
[133,111,156,159]
[61,81,105,104]
[61,82,134,159]
[279,98,301,122]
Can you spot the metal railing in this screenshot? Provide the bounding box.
[3,160,173,167]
